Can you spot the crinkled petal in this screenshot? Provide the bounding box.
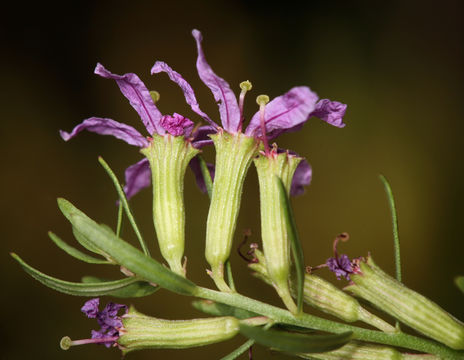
[310,99,347,128]
[60,117,149,148]
[160,113,194,136]
[91,330,116,348]
[151,61,216,128]
[190,125,216,148]
[123,158,151,199]
[95,63,164,135]
[290,159,312,196]
[189,156,215,194]
[192,29,240,133]
[246,86,318,138]
[81,298,100,318]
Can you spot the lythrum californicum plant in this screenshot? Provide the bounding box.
[12,29,464,359]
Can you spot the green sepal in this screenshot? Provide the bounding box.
[455,276,464,294]
[192,300,259,319]
[276,176,305,314]
[48,231,110,264]
[239,324,352,354]
[57,198,197,295]
[81,276,158,298]
[11,253,156,297]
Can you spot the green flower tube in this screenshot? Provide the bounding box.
[118,308,239,354]
[205,131,259,291]
[254,150,302,313]
[345,256,464,350]
[141,134,199,276]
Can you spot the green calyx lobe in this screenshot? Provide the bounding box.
[205,131,259,291]
[118,307,239,354]
[254,151,301,312]
[141,134,199,276]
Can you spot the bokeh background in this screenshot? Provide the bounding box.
[3,1,464,359]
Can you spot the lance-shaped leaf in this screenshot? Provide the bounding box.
[11,253,156,297]
[276,176,305,314]
[57,198,197,295]
[192,300,259,319]
[239,324,352,354]
[48,231,111,264]
[81,276,158,298]
[455,276,464,295]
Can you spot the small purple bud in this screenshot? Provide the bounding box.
[160,113,194,136]
[81,298,100,318]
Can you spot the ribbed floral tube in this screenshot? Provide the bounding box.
[205,131,259,291]
[254,151,301,313]
[118,308,239,354]
[141,134,199,276]
[346,256,464,350]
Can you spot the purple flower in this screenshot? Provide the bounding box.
[327,254,354,281]
[81,298,127,348]
[60,63,214,199]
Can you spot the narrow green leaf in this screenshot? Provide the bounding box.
[379,175,402,283]
[455,276,464,294]
[220,339,255,360]
[192,300,259,319]
[198,155,213,199]
[98,157,150,256]
[81,276,158,298]
[276,177,305,314]
[239,324,352,354]
[11,253,156,297]
[57,198,197,295]
[48,231,110,264]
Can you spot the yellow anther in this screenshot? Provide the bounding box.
[150,90,160,103]
[256,95,270,106]
[240,80,252,92]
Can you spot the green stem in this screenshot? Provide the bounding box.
[193,287,464,359]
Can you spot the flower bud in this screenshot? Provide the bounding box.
[254,150,302,313]
[205,131,259,291]
[118,307,239,354]
[345,256,464,350]
[141,134,200,276]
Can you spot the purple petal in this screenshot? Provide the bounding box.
[60,117,149,148]
[326,254,353,280]
[151,61,216,128]
[95,63,164,135]
[290,159,312,196]
[190,125,216,148]
[192,29,240,133]
[103,302,127,318]
[81,298,100,318]
[189,156,215,193]
[160,113,194,136]
[123,158,151,199]
[245,86,319,139]
[90,330,116,348]
[310,99,347,128]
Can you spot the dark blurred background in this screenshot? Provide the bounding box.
[2,1,464,359]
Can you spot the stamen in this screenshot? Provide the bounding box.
[60,335,119,350]
[238,81,252,132]
[256,95,270,155]
[150,90,160,103]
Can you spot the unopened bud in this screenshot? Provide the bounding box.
[118,307,239,354]
[346,256,464,350]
